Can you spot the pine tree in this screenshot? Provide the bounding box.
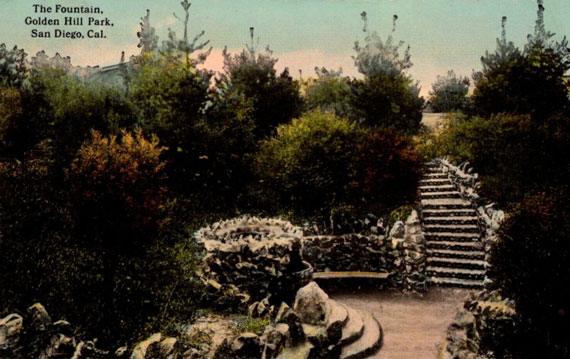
[137,9,158,54]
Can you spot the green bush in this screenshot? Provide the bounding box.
[490,187,570,358]
[349,73,424,135]
[216,47,304,140]
[255,111,420,221]
[303,69,351,117]
[418,113,570,206]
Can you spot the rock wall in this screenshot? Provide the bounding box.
[302,234,395,273]
[438,290,516,359]
[301,210,427,292]
[403,211,427,292]
[197,217,313,306]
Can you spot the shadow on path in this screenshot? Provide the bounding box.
[331,287,469,359]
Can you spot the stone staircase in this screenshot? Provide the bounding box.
[419,163,487,288]
[277,282,383,359]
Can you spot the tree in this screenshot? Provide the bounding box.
[472,5,569,118]
[304,67,352,117]
[129,59,211,193]
[350,73,424,134]
[353,12,412,77]
[159,0,211,67]
[216,28,303,140]
[429,70,470,113]
[350,12,424,134]
[137,10,158,55]
[0,43,27,88]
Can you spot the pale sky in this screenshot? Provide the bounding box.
[1,0,569,96]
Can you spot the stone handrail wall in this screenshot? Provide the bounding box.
[433,158,505,286]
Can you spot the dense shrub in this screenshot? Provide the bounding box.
[418,113,570,206]
[490,187,570,358]
[256,111,420,221]
[349,73,424,135]
[0,69,137,172]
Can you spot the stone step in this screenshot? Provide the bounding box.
[419,178,453,184]
[426,240,484,251]
[425,232,480,241]
[426,266,486,280]
[423,208,477,217]
[428,276,484,288]
[419,185,457,192]
[424,173,448,179]
[421,198,472,209]
[420,192,462,199]
[427,257,487,270]
[339,306,365,347]
[424,224,480,233]
[424,216,479,225]
[427,248,486,260]
[340,312,383,359]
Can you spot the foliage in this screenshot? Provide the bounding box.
[419,113,570,206]
[349,73,424,134]
[387,205,415,228]
[0,43,27,88]
[159,1,211,66]
[472,7,569,118]
[355,128,421,208]
[137,10,159,55]
[490,187,570,358]
[353,12,412,77]
[230,315,272,336]
[428,70,470,113]
[70,130,166,243]
[129,59,210,191]
[217,44,303,140]
[304,67,352,117]
[256,111,420,221]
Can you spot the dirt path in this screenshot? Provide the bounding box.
[331,287,469,359]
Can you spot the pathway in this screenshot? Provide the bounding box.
[331,287,468,359]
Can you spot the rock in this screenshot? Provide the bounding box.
[293,282,329,325]
[275,303,305,345]
[27,303,52,331]
[229,333,262,359]
[390,221,405,239]
[261,323,289,358]
[0,313,23,350]
[130,333,161,359]
[115,346,129,358]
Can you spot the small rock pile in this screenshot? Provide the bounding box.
[438,290,516,359]
[0,303,112,359]
[302,234,394,273]
[197,217,313,305]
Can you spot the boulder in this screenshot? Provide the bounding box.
[0,313,23,350]
[293,282,329,325]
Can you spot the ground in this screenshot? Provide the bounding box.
[331,287,469,359]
